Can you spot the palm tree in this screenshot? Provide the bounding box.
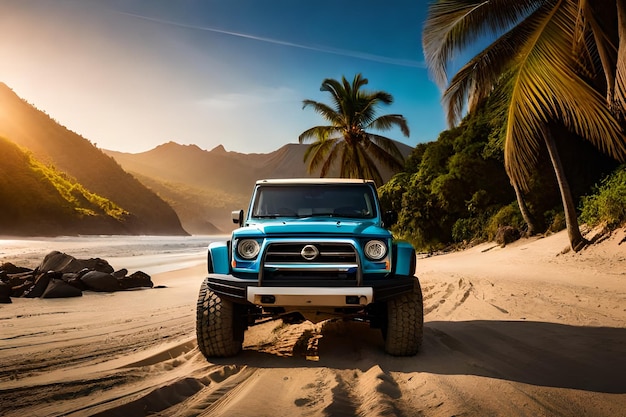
[423,0,626,251]
[299,74,409,186]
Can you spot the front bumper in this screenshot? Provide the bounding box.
[205,274,415,305]
[247,286,373,307]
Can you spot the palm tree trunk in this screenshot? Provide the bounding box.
[541,125,587,251]
[511,180,537,236]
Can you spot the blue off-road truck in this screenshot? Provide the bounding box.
[196,179,423,357]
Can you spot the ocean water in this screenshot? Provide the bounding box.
[0,235,228,274]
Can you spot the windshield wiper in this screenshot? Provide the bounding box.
[255,212,367,219]
[334,213,367,218]
[299,212,335,217]
[254,213,299,218]
[298,212,367,219]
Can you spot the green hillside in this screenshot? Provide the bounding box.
[0,137,132,235]
[0,83,187,235]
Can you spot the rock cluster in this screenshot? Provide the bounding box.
[495,226,522,247]
[0,251,153,303]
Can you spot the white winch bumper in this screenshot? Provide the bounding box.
[247,287,374,307]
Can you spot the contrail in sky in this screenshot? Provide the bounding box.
[121,12,426,69]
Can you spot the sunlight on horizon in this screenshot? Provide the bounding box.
[0,1,443,154]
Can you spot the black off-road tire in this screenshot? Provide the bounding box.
[196,279,245,358]
[383,277,424,356]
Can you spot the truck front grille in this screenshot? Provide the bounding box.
[260,242,360,284]
[265,242,357,263]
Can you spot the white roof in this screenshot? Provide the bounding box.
[256,178,374,185]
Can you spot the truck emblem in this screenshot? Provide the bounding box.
[300,244,319,260]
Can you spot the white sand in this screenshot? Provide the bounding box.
[1,229,625,416]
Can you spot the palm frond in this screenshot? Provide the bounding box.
[357,92,394,127]
[578,0,619,97]
[613,0,626,120]
[359,145,385,185]
[302,100,344,126]
[442,8,544,126]
[368,114,410,136]
[339,144,354,179]
[304,137,339,175]
[318,141,342,178]
[572,0,602,82]
[298,126,338,143]
[320,78,346,114]
[350,74,369,96]
[505,0,626,188]
[365,134,405,169]
[368,91,393,105]
[423,0,542,87]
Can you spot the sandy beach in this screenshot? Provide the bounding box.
[1,229,625,417]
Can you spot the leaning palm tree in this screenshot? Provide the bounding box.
[423,0,626,251]
[299,74,409,186]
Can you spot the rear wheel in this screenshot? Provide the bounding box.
[383,277,423,356]
[196,279,246,358]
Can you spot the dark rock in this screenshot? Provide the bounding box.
[495,226,521,247]
[62,272,88,291]
[113,268,128,278]
[37,251,114,274]
[3,252,155,298]
[11,279,33,297]
[0,281,11,303]
[76,268,91,278]
[0,262,33,274]
[118,271,153,290]
[4,271,37,297]
[23,271,59,298]
[5,271,35,287]
[42,278,83,298]
[84,258,115,274]
[80,271,121,292]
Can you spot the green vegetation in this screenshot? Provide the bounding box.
[580,166,626,228]
[422,1,626,251]
[0,136,129,235]
[299,74,409,186]
[379,95,623,252]
[1,82,187,236]
[30,158,128,220]
[379,99,516,251]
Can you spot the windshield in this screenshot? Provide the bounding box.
[251,184,378,219]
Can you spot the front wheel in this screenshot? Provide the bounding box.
[196,279,246,358]
[383,277,424,356]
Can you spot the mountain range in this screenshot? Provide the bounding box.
[105,141,412,233]
[0,82,185,236]
[0,82,412,236]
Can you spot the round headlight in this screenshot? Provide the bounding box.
[237,239,260,259]
[364,240,387,260]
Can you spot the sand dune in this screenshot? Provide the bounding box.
[1,229,625,416]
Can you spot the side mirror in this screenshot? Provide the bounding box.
[232,210,244,226]
[382,210,398,228]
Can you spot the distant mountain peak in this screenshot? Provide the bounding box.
[150,141,208,153]
[209,144,227,153]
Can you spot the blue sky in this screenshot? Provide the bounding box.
[1,0,447,154]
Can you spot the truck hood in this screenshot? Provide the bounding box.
[243,219,390,237]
